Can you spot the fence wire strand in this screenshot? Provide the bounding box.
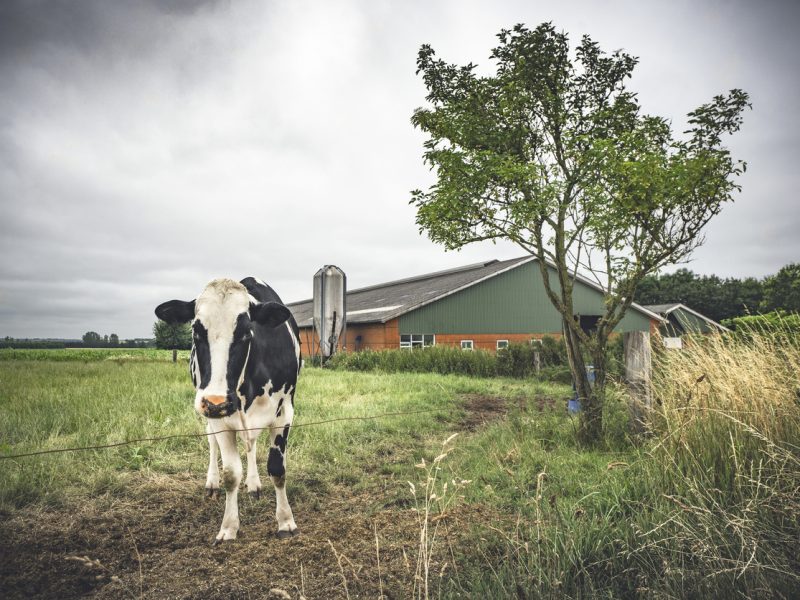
[0,408,445,461]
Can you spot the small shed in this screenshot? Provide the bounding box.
[642,303,729,337]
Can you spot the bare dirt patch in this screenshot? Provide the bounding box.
[460,394,510,430]
[0,474,498,599]
[460,393,558,430]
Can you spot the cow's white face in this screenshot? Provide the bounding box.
[155,278,293,420]
[191,279,252,419]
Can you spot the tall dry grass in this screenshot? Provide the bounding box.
[645,330,800,594]
[444,330,800,598]
[654,330,799,451]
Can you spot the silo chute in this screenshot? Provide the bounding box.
[312,265,346,361]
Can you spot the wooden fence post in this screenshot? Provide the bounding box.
[533,351,541,374]
[624,331,652,435]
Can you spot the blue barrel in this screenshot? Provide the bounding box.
[568,365,594,413]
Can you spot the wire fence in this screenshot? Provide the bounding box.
[0,408,446,461]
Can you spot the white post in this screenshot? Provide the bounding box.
[624,331,652,435]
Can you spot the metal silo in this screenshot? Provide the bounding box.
[312,265,346,360]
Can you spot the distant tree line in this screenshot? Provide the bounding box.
[635,263,800,323]
[0,335,154,349]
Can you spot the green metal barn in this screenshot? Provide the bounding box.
[288,256,664,352]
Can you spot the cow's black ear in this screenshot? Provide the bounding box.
[155,299,196,324]
[250,301,291,328]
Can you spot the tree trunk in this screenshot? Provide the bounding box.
[172,348,177,363]
[563,324,603,444]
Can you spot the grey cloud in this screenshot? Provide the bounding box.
[1,0,798,338]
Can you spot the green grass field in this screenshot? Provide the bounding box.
[1,346,798,599]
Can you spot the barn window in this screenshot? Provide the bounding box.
[496,340,509,350]
[400,334,435,349]
[461,340,474,351]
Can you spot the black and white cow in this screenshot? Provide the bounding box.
[155,277,301,543]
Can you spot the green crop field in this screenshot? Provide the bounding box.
[1,343,798,599]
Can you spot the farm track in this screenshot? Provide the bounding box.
[1,395,517,600]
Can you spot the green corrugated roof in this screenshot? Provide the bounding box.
[288,257,664,328]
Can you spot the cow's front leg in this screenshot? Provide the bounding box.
[211,426,241,544]
[245,437,262,499]
[268,406,298,538]
[204,422,220,498]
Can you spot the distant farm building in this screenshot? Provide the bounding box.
[642,303,729,337]
[287,256,664,353]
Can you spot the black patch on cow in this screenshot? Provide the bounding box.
[281,425,290,451]
[225,312,252,410]
[267,447,285,477]
[192,321,211,389]
[189,347,197,387]
[273,424,290,454]
[236,278,301,414]
[250,301,292,329]
[276,398,284,417]
[155,299,196,324]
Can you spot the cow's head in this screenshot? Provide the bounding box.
[155,279,291,419]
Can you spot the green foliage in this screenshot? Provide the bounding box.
[761,263,800,313]
[0,338,66,349]
[152,320,191,350]
[82,331,102,345]
[411,22,750,442]
[604,334,625,380]
[0,348,190,362]
[538,334,567,367]
[636,267,763,322]
[325,335,603,386]
[327,346,497,378]
[722,310,800,343]
[495,343,536,378]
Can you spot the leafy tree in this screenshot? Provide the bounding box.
[411,23,749,442]
[761,263,800,313]
[82,331,102,346]
[636,269,763,322]
[720,276,763,319]
[109,333,119,346]
[153,320,191,362]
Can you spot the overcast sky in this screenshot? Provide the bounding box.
[1,0,798,339]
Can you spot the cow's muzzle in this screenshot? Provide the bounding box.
[200,395,236,419]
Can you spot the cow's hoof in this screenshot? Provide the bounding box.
[205,487,219,499]
[249,489,261,501]
[276,529,299,539]
[212,537,235,547]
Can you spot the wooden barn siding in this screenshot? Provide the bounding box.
[297,319,400,353]
[399,260,653,335]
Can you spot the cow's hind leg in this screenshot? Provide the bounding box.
[268,402,298,538]
[210,426,242,544]
[204,422,220,498]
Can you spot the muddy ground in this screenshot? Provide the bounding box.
[1,395,523,599]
